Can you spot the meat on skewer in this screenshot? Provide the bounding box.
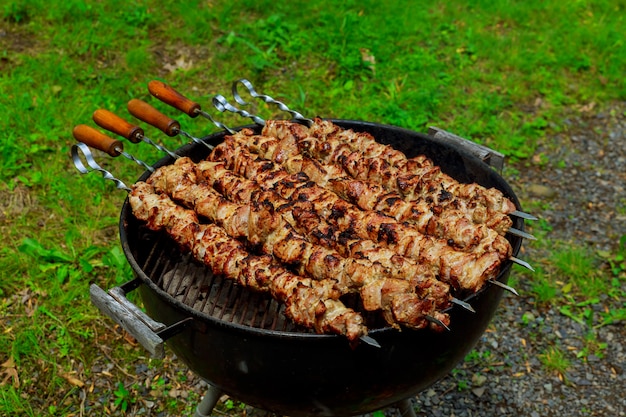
[225,132,512,253]
[146,160,451,330]
[129,181,368,341]
[208,141,504,293]
[278,117,411,168]
[261,119,516,232]
[158,157,447,304]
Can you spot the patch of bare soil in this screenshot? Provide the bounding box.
[0,185,35,223]
[0,23,41,71]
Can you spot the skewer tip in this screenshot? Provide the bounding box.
[511,210,538,221]
[425,315,451,331]
[451,297,476,313]
[490,279,520,296]
[359,335,381,348]
[510,256,535,272]
[507,227,537,241]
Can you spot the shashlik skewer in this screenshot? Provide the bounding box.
[208,140,505,293]
[204,143,530,287]
[71,139,379,343]
[145,160,451,330]
[148,79,535,221]
[224,130,516,253]
[129,181,368,342]
[188,158,474,313]
[199,162,436,280]
[156,157,460,308]
[261,119,519,233]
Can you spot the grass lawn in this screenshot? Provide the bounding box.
[1,0,624,415]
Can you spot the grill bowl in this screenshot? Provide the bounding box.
[119,120,524,417]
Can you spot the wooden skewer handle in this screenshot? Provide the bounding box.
[72,124,123,157]
[93,109,144,143]
[127,99,181,137]
[148,80,201,118]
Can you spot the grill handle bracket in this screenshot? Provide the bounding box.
[427,126,505,173]
[90,281,189,359]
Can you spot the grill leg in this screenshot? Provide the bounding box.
[397,398,417,417]
[194,383,222,417]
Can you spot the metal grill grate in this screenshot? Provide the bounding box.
[140,231,304,332]
[135,229,390,334]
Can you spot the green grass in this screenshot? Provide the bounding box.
[515,233,626,329]
[1,0,625,414]
[539,346,571,378]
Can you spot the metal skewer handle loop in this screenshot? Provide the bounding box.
[232,79,313,126]
[71,143,130,191]
[212,94,266,126]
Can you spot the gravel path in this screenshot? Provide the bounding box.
[79,103,625,417]
[409,102,626,417]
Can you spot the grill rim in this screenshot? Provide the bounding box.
[119,119,525,339]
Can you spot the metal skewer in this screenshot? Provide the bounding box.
[489,280,519,296]
[359,335,381,348]
[147,81,236,135]
[425,315,450,332]
[450,298,476,313]
[511,210,538,221]
[231,78,314,126]
[71,143,131,191]
[510,256,535,272]
[127,99,214,152]
[93,109,180,160]
[507,228,537,241]
[72,125,155,173]
[70,142,382,347]
[123,137,477,315]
